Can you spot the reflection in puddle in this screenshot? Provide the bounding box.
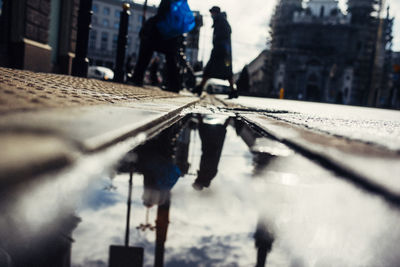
[71,114,274,267]
[1,114,400,267]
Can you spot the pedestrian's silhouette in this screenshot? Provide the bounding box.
[132,0,193,92]
[254,220,274,267]
[149,56,161,86]
[236,65,250,94]
[194,6,238,99]
[192,115,230,190]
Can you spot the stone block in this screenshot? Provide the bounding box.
[40,0,51,14]
[25,23,38,41]
[38,28,49,44]
[27,0,40,8]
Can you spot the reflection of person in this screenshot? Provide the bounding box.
[254,220,274,267]
[135,137,181,207]
[194,6,238,99]
[192,116,230,190]
[133,122,193,206]
[132,0,182,92]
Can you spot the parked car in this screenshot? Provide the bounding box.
[88,66,114,81]
[205,78,231,94]
[194,71,231,94]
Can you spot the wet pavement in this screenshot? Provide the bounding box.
[1,114,400,267]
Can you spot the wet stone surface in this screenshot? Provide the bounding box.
[0,67,182,114]
[1,114,400,267]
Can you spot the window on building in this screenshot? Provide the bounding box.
[92,16,98,26]
[138,15,142,22]
[102,19,109,27]
[115,10,120,18]
[101,32,108,50]
[114,21,119,29]
[112,34,118,49]
[320,6,325,18]
[103,7,110,16]
[89,30,97,49]
[92,4,98,14]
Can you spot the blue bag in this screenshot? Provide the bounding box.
[157,0,196,39]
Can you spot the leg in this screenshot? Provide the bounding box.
[193,76,210,96]
[165,52,180,92]
[228,77,238,99]
[132,41,154,86]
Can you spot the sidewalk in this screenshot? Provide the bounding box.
[0,67,199,184]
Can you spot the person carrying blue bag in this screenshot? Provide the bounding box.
[132,0,195,92]
[194,6,238,99]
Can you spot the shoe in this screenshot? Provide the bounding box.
[228,90,238,99]
[192,182,204,191]
[193,85,202,96]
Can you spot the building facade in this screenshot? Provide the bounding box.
[246,50,268,96]
[88,0,157,69]
[0,0,79,74]
[267,0,394,107]
[392,51,400,108]
[0,0,201,76]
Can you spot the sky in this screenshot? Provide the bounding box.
[137,0,400,73]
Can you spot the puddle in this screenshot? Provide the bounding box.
[1,114,400,267]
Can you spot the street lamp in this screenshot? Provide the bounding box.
[142,0,148,25]
[114,2,131,83]
[72,0,93,77]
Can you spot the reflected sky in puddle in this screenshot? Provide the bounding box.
[1,114,400,267]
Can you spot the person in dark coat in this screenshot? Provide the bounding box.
[192,116,230,191]
[194,6,238,99]
[132,0,182,92]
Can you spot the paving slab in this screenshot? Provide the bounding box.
[0,97,197,152]
[241,114,400,199]
[0,131,78,186]
[0,67,199,182]
[226,97,400,152]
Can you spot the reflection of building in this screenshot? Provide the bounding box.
[88,0,202,69]
[267,0,394,107]
[0,0,79,74]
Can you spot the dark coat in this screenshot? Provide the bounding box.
[139,0,182,53]
[203,13,233,80]
[194,118,229,188]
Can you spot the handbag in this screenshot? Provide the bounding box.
[156,0,195,39]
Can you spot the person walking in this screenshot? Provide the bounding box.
[132,0,192,92]
[194,6,238,99]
